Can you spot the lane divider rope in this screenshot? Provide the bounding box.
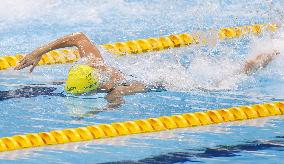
[0,23,277,70]
[0,101,283,152]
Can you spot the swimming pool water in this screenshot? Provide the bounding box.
[0,0,284,163]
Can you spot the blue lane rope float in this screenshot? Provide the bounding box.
[0,102,283,152]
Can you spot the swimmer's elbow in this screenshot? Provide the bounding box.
[72,32,87,38]
[105,93,124,109]
[72,32,90,44]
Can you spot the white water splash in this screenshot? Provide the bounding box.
[99,43,248,91]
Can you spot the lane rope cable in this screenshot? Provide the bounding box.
[0,23,277,70]
[0,101,283,152]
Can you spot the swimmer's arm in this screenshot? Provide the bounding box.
[105,82,147,109]
[214,51,279,87]
[15,32,102,72]
[77,83,147,118]
[241,51,279,75]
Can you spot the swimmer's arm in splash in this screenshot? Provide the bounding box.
[214,51,280,88]
[241,50,280,75]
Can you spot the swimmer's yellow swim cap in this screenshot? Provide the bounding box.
[65,64,100,94]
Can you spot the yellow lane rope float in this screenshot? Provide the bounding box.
[0,23,277,70]
[0,102,283,152]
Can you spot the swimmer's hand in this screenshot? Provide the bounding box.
[14,52,42,72]
[242,50,280,75]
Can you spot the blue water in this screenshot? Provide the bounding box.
[0,0,284,163]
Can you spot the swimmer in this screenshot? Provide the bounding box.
[14,32,280,108]
[14,32,158,108]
